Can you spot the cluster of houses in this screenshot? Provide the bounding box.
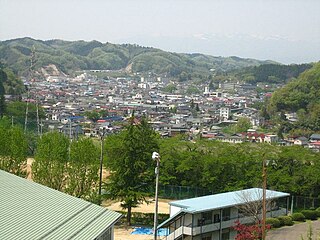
[18,68,319,152]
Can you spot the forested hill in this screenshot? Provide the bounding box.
[0,37,276,77]
[230,63,313,84]
[268,62,320,131]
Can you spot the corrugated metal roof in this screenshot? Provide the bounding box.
[170,188,289,213]
[0,170,121,240]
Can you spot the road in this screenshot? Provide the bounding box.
[267,220,320,240]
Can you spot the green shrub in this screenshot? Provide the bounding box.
[266,218,281,228]
[316,207,320,217]
[301,210,318,220]
[277,216,293,226]
[291,212,306,222]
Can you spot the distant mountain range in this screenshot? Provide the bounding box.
[0,37,277,77]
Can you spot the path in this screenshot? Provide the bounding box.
[267,220,320,240]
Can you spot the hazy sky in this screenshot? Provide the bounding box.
[1,0,319,63]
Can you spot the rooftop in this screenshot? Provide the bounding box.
[170,188,289,213]
[0,170,121,240]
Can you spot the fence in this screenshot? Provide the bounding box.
[158,185,213,200]
[292,195,320,211]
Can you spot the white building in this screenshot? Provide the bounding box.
[158,188,289,240]
[220,107,231,121]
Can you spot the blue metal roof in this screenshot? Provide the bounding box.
[170,188,289,213]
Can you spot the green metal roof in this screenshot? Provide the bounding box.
[0,170,122,240]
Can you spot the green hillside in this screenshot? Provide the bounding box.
[268,62,320,131]
[0,37,275,77]
[228,63,313,84]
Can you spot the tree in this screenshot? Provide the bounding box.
[235,189,274,224]
[0,69,6,118]
[235,117,252,133]
[233,220,271,240]
[85,110,100,122]
[0,95,5,118]
[105,117,159,225]
[32,132,69,191]
[66,137,100,202]
[0,125,28,177]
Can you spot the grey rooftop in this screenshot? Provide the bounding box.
[0,170,121,240]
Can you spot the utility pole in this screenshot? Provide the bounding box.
[262,158,267,240]
[25,46,36,134]
[36,101,40,135]
[24,87,29,134]
[99,128,105,196]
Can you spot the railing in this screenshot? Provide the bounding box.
[166,208,287,239]
[166,226,192,240]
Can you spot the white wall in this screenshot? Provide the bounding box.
[170,205,182,217]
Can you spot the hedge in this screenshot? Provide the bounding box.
[291,212,306,222]
[301,210,318,220]
[265,218,281,228]
[277,216,293,226]
[316,207,320,217]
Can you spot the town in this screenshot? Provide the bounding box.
[19,64,320,150]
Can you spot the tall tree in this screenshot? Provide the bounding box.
[0,69,7,118]
[32,132,69,191]
[66,137,100,202]
[105,117,159,225]
[0,125,28,177]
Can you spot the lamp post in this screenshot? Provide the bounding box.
[152,152,160,240]
[99,128,106,196]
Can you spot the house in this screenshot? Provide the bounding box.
[264,134,278,144]
[310,134,320,142]
[0,170,122,240]
[158,188,289,240]
[294,137,308,146]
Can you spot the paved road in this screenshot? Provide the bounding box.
[267,220,320,240]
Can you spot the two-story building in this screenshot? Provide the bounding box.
[158,188,289,240]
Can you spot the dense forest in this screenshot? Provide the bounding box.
[0,37,275,77]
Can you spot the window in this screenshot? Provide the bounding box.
[222,228,230,240]
[214,213,220,223]
[222,208,230,221]
[200,211,212,225]
[202,235,211,240]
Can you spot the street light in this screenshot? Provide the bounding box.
[152,152,160,240]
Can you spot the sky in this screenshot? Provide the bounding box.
[0,0,319,64]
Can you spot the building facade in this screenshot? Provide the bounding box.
[158,188,289,240]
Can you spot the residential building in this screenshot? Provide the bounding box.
[158,188,289,240]
[220,108,231,121]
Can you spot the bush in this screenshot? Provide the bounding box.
[266,218,281,228]
[316,207,320,217]
[291,212,306,222]
[301,210,318,220]
[277,216,293,226]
